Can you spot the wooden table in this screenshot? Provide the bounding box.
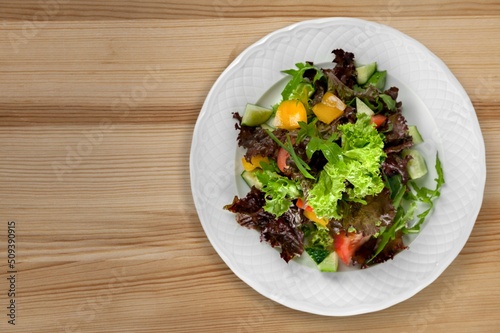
[1,1,499,332]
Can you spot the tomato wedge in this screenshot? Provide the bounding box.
[371,114,387,128]
[334,231,370,265]
[277,147,290,173]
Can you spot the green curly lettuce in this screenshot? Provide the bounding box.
[307,113,386,219]
[255,168,301,217]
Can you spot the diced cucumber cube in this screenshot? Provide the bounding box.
[260,123,275,131]
[408,125,424,144]
[241,170,263,190]
[403,149,428,180]
[356,62,377,85]
[318,251,339,272]
[365,70,387,91]
[355,97,374,117]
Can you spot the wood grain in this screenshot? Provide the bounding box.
[0,2,499,332]
[0,0,499,20]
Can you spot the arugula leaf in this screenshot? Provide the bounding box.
[384,174,406,207]
[297,119,318,144]
[259,159,280,173]
[289,82,314,107]
[406,154,445,232]
[281,62,323,101]
[379,94,396,111]
[369,198,417,261]
[369,153,445,262]
[254,169,301,217]
[306,135,342,162]
[368,201,415,261]
[264,129,315,179]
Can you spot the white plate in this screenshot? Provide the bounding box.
[190,18,485,316]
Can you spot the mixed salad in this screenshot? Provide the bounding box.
[224,49,444,272]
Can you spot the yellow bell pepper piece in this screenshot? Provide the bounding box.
[312,103,343,124]
[241,155,270,171]
[274,100,307,130]
[304,210,329,227]
[322,92,346,111]
[312,92,346,124]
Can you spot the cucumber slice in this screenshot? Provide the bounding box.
[356,62,377,85]
[408,125,424,144]
[241,103,273,127]
[318,251,339,272]
[403,149,428,179]
[241,170,263,190]
[260,123,275,131]
[355,97,374,117]
[259,115,277,131]
[365,70,387,91]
